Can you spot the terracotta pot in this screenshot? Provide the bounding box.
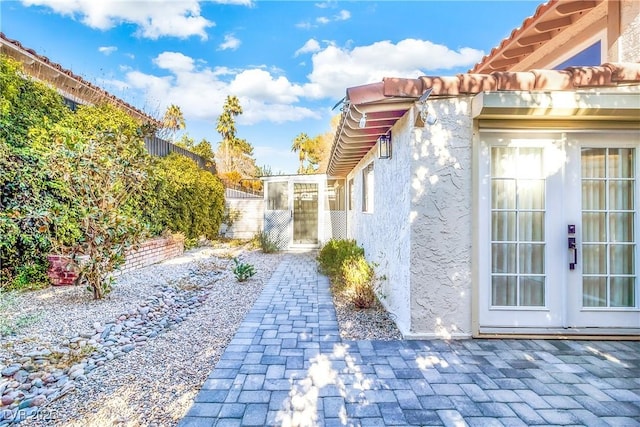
[46,254,81,286]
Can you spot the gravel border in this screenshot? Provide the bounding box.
[1,245,400,426]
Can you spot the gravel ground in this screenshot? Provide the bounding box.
[1,244,400,427]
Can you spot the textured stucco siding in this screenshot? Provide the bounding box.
[346,114,413,335]
[620,0,640,62]
[408,98,474,338]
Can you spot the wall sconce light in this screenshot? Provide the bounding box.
[359,112,367,128]
[378,132,392,159]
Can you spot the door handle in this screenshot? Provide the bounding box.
[568,224,577,270]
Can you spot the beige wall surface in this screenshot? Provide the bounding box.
[408,97,474,339]
[222,198,264,240]
[619,0,640,62]
[346,114,413,335]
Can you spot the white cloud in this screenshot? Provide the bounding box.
[335,10,350,21]
[153,52,196,73]
[295,21,313,30]
[98,46,117,55]
[122,52,318,125]
[299,6,350,28]
[295,39,321,57]
[303,39,485,99]
[219,34,241,51]
[21,0,217,39]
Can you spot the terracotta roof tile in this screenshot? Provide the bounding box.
[328,62,639,176]
[491,71,536,91]
[456,73,499,93]
[531,69,575,90]
[417,76,462,95]
[471,0,602,74]
[566,65,613,87]
[605,62,640,82]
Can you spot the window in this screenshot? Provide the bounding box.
[554,41,601,70]
[267,181,288,210]
[348,179,354,211]
[326,179,345,211]
[362,163,374,213]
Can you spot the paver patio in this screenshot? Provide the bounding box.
[179,252,640,427]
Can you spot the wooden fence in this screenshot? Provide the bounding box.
[144,136,216,175]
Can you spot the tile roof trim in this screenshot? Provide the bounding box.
[328,62,640,176]
[0,32,160,126]
[354,63,640,102]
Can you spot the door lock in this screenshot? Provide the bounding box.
[568,224,577,270]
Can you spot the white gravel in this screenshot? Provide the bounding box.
[1,244,400,427]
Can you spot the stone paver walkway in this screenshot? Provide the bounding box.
[179,252,640,427]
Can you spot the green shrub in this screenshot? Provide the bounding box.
[232,257,256,282]
[41,121,152,299]
[317,239,364,280]
[153,154,225,240]
[0,55,70,290]
[254,230,280,254]
[340,256,377,309]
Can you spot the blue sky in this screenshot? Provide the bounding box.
[3,0,540,174]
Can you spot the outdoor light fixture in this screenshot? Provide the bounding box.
[422,108,438,126]
[414,87,438,127]
[359,112,367,128]
[378,132,392,159]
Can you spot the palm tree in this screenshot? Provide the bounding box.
[216,96,243,171]
[161,104,185,140]
[291,133,310,173]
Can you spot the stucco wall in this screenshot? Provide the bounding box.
[620,0,640,62]
[222,198,264,240]
[408,97,474,338]
[346,114,413,335]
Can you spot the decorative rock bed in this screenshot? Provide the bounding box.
[0,276,216,425]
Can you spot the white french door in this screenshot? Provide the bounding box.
[478,131,640,333]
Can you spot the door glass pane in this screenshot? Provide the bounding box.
[581,147,636,308]
[491,243,516,273]
[518,180,545,209]
[610,245,634,274]
[608,148,634,178]
[610,213,634,242]
[520,276,545,306]
[519,244,545,274]
[267,182,288,210]
[582,181,606,210]
[609,181,634,210]
[491,147,516,177]
[519,212,544,241]
[610,277,635,307]
[492,179,516,209]
[583,277,607,307]
[492,212,516,241]
[582,148,606,178]
[582,245,607,274]
[582,213,606,242]
[517,148,543,178]
[492,276,517,306]
[293,183,318,244]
